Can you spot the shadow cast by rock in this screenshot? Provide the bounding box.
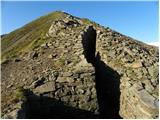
[93,53,121,119]
[18,90,99,119]
[82,26,121,118]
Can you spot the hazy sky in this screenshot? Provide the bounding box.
[1,1,158,43]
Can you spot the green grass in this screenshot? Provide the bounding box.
[82,18,92,25]
[54,56,67,68]
[13,86,27,102]
[81,18,99,28]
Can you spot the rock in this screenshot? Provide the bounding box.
[123,48,134,56]
[136,90,158,113]
[61,96,71,102]
[148,66,158,77]
[52,53,58,57]
[91,87,96,95]
[34,81,55,94]
[62,72,73,77]
[2,101,25,119]
[47,42,52,46]
[77,89,85,94]
[54,87,70,97]
[56,77,74,83]
[30,77,45,88]
[41,43,48,48]
[48,74,57,81]
[3,109,19,119]
[48,54,53,59]
[28,51,38,59]
[131,61,143,68]
[48,20,68,36]
[150,78,158,86]
[14,59,21,62]
[133,82,144,91]
[142,80,154,93]
[48,53,58,59]
[127,84,159,118]
[107,51,115,58]
[1,59,11,64]
[7,84,13,88]
[52,71,59,78]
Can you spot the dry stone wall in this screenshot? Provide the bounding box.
[96,26,159,119]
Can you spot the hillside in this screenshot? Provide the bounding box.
[1,11,159,119]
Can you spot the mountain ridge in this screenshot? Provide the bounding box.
[1,11,157,63]
[1,11,159,119]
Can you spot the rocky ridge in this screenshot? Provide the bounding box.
[1,11,159,119]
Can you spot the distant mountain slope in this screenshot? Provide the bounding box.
[1,11,159,119]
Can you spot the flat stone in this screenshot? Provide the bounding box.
[62,72,73,77]
[132,82,144,91]
[131,61,143,68]
[142,80,154,93]
[34,81,55,94]
[75,59,89,68]
[30,77,45,88]
[133,89,158,111]
[138,106,153,118]
[124,48,134,56]
[28,51,38,59]
[7,84,13,88]
[56,77,74,83]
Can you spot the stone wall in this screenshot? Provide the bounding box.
[96,26,159,119]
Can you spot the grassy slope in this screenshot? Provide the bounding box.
[1,11,68,61]
[1,10,100,62]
